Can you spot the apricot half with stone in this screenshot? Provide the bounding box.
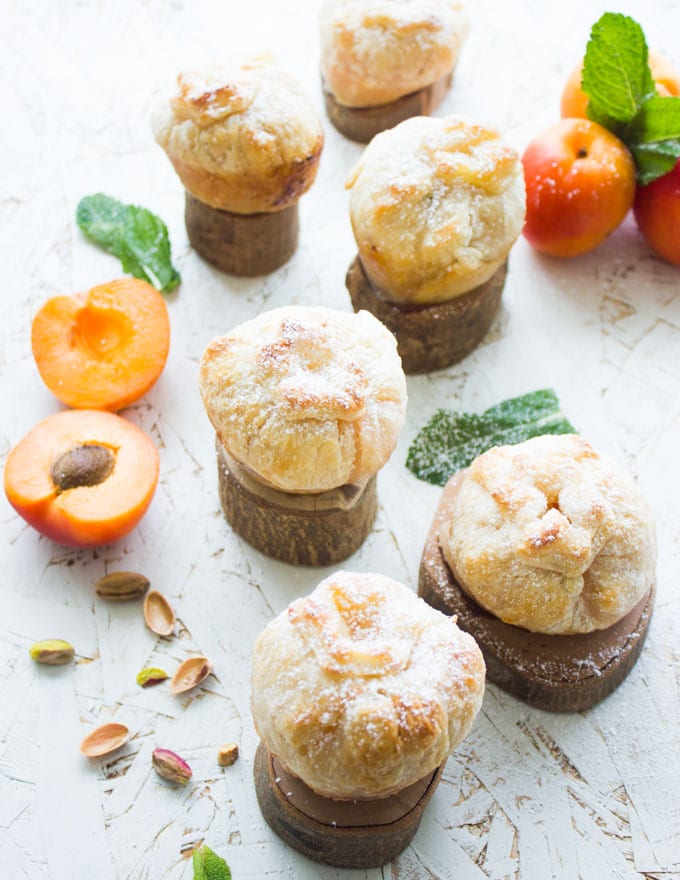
[4,409,159,547]
[31,278,170,411]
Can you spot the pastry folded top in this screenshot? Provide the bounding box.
[152,57,323,214]
[251,571,485,799]
[441,434,657,634]
[199,306,407,493]
[346,115,526,304]
[320,0,469,107]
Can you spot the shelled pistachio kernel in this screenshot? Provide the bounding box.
[217,743,239,767]
[95,571,150,601]
[29,639,75,665]
[136,667,169,688]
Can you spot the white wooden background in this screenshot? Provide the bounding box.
[2,0,680,878]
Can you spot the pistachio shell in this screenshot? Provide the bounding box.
[96,571,150,601]
[136,666,169,688]
[143,590,176,637]
[29,638,75,665]
[171,656,213,695]
[152,747,192,784]
[80,722,130,758]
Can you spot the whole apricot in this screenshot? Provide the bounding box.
[633,158,680,265]
[521,119,636,257]
[560,51,680,119]
[31,278,170,412]
[4,409,159,547]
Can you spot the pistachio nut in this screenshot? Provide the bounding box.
[95,571,150,601]
[143,590,176,637]
[171,656,213,695]
[80,722,131,758]
[152,748,192,784]
[217,743,239,767]
[29,639,75,665]
[136,667,169,688]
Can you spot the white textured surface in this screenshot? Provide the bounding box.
[1,1,679,878]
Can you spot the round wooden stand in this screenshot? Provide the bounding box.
[216,442,377,566]
[346,256,506,374]
[185,192,299,276]
[323,72,453,143]
[418,473,656,712]
[254,743,444,868]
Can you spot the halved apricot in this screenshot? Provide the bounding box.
[4,409,159,547]
[31,278,170,411]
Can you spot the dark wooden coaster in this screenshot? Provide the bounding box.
[216,442,377,566]
[323,72,453,143]
[418,473,656,712]
[346,256,506,374]
[254,742,444,868]
[185,192,298,276]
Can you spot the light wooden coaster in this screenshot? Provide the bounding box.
[185,192,298,276]
[346,257,506,374]
[216,442,377,567]
[323,72,453,143]
[418,473,655,712]
[254,742,444,868]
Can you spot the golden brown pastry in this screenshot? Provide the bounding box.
[251,570,485,800]
[441,434,657,634]
[152,57,324,214]
[199,306,407,493]
[346,115,526,304]
[320,0,469,107]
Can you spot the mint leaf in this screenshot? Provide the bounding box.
[192,844,231,880]
[626,95,680,183]
[76,194,181,292]
[581,13,680,184]
[583,13,654,131]
[406,390,576,486]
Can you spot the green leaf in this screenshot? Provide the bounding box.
[76,194,181,293]
[626,95,680,184]
[583,13,654,131]
[192,844,231,880]
[406,389,576,487]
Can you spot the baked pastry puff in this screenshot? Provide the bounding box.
[199,306,407,565]
[320,0,469,142]
[345,115,526,372]
[152,57,324,275]
[418,434,657,711]
[252,570,485,867]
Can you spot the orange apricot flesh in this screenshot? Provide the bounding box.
[4,409,159,547]
[561,51,680,119]
[31,278,170,411]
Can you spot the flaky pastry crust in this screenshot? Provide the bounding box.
[251,571,485,799]
[152,58,323,214]
[346,115,526,304]
[441,435,657,634]
[320,0,469,107]
[199,306,407,493]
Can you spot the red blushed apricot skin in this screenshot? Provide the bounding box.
[4,409,159,547]
[521,119,636,257]
[634,159,680,266]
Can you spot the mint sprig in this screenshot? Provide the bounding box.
[406,389,576,487]
[582,12,680,184]
[192,844,231,880]
[76,194,181,292]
